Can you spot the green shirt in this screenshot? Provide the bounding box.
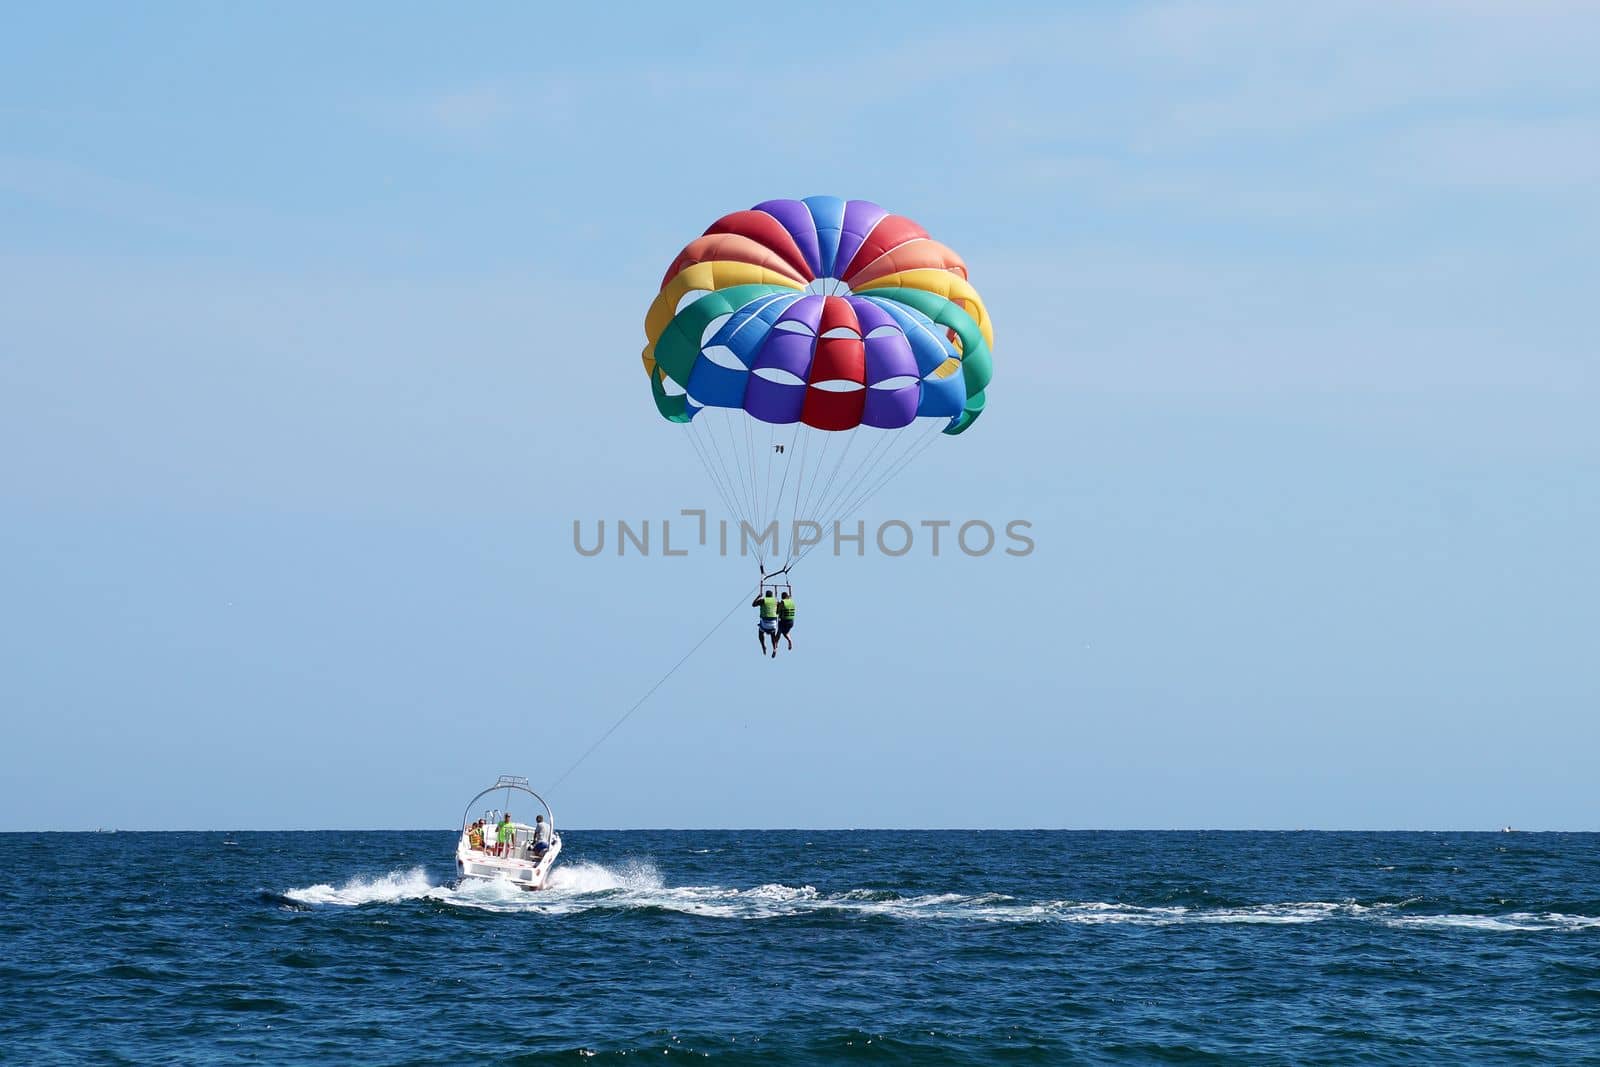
[497,821,513,844]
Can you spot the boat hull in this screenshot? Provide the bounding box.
[455,834,562,891]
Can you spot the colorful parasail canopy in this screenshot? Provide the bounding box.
[641,197,993,436]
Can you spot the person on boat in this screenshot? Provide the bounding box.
[496,813,514,858]
[753,587,779,657]
[467,820,485,852]
[532,814,552,858]
[777,591,796,650]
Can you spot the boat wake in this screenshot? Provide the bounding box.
[278,860,662,911]
[280,867,436,907]
[276,863,1600,931]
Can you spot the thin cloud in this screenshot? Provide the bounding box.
[1382,118,1600,189]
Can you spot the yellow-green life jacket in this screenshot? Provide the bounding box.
[778,598,796,620]
[760,595,778,619]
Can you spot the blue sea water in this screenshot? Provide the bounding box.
[1,830,1598,1063]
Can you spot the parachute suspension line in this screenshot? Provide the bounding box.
[684,418,744,533]
[684,424,736,533]
[832,420,944,530]
[792,419,946,572]
[761,421,776,537]
[836,420,944,523]
[787,429,834,564]
[793,425,832,559]
[813,425,895,528]
[781,424,815,557]
[548,584,756,794]
[805,431,840,526]
[704,411,737,520]
[691,414,745,527]
[687,416,754,559]
[729,412,754,568]
[783,424,858,572]
[799,425,899,548]
[743,414,770,571]
[718,409,758,536]
[742,414,759,535]
[752,415,771,559]
[763,419,805,571]
[796,425,859,545]
[706,408,766,569]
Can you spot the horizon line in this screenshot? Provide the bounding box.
[5,826,1590,835]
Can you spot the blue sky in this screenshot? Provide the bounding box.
[2,3,1596,830]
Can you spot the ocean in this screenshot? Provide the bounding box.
[2,830,1597,1063]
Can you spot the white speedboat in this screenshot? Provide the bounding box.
[455,775,563,890]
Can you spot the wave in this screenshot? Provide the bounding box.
[1385,912,1600,932]
[545,859,662,894]
[276,863,1600,931]
[281,867,434,907]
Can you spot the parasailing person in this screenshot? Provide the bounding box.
[777,588,797,650]
[753,586,780,657]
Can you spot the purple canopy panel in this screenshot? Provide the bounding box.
[745,373,806,424]
[774,294,825,332]
[834,201,889,280]
[750,328,817,379]
[847,295,897,334]
[754,199,822,278]
[862,382,921,429]
[862,331,918,385]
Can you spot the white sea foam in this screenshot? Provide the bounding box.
[1386,911,1600,932]
[748,883,818,901]
[279,864,1600,932]
[282,866,435,906]
[546,859,663,894]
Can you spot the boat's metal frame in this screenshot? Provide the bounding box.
[454,775,562,890]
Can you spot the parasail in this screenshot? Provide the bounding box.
[640,196,993,575]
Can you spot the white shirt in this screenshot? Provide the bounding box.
[535,821,552,845]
